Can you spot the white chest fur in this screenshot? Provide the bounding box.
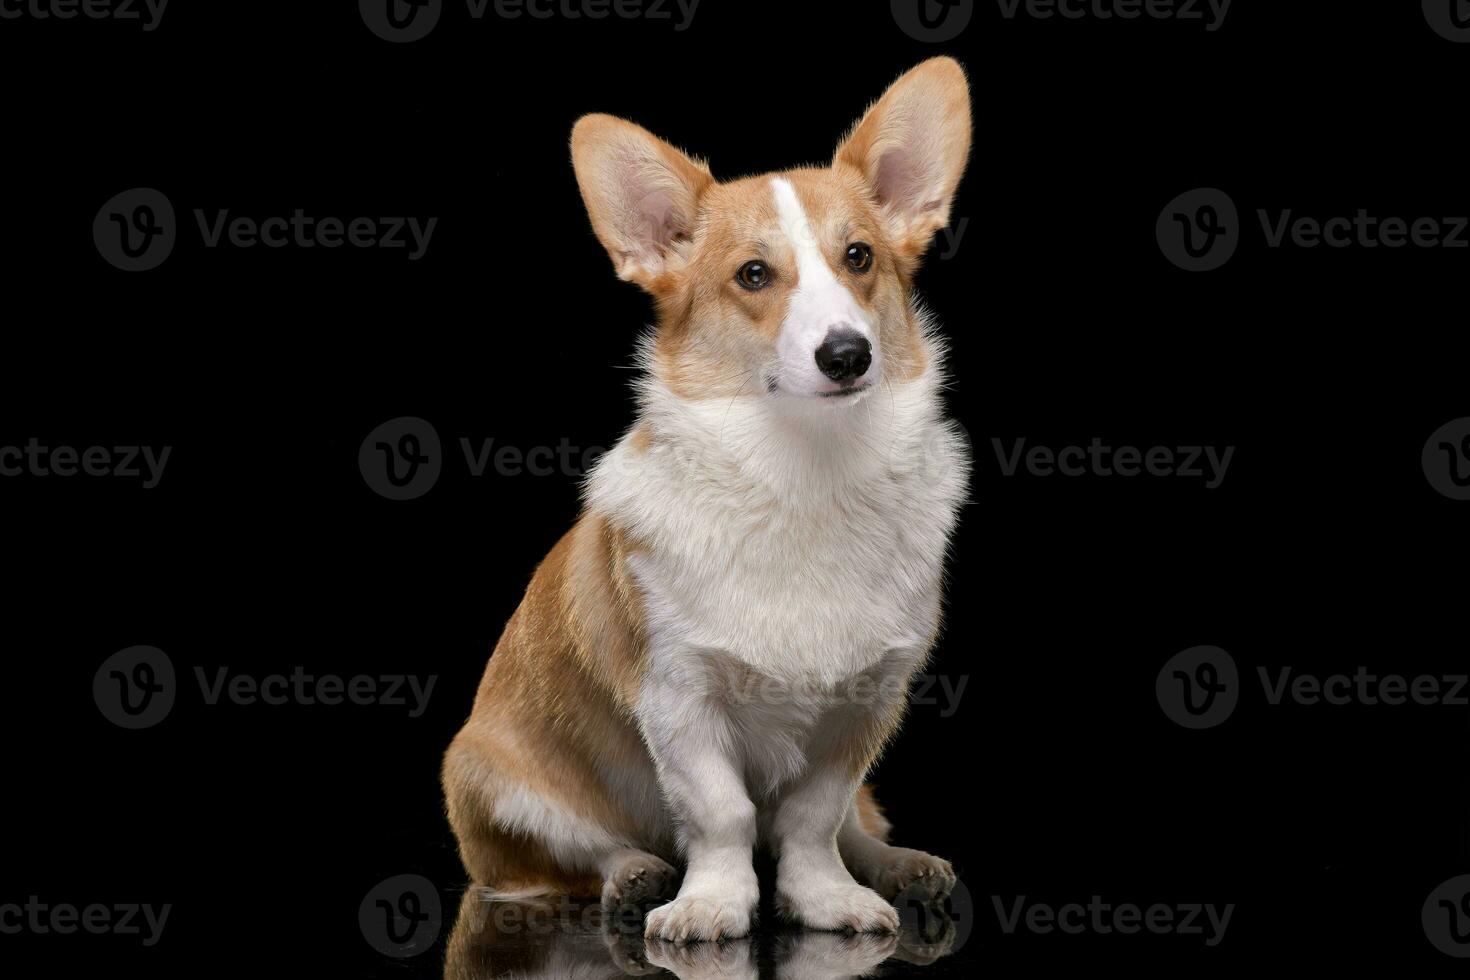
[587,357,968,689]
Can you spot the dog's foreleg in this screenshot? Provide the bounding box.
[638,654,761,942]
[769,665,913,934]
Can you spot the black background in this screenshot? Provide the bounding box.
[2,0,1467,974]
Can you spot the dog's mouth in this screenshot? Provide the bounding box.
[819,383,872,399]
[763,374,875,400]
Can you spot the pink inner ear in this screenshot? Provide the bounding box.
[874,148,931,216]
[634,189,685,250]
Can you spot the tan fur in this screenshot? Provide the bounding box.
[443,514,655,895]
[854,785,892,843]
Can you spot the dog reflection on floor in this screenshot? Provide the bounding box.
[445,887,956,979]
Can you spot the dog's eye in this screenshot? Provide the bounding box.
[736,260,771,290]
[845,242,874,273]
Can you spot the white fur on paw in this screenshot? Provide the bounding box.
[778,883,899,934]
[644,894,754,943]
[867,848,956,902]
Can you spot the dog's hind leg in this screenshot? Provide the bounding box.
[837,785,956,903]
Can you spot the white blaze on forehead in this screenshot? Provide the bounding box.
[771,177,843,298]
[768,178,876,394]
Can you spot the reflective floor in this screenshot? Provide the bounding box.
[444,888,975,979]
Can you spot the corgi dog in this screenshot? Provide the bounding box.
[443,57,972,944]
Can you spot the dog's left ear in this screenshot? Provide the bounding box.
[834,58,972,258]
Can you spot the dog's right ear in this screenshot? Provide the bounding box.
[571,114,713,289]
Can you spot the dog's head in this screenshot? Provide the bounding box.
[572,58,971,404]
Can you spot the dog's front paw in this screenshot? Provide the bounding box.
[644,894,754,944]
[776,882,899,934]
[865,848,956,903]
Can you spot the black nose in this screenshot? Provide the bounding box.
[814,331,872,383]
